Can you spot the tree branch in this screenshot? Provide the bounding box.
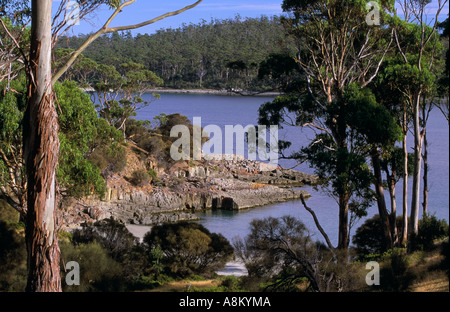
[361,28,395,88]
[0,192,25,217]
[52,0,203,85]
[300,193,336,260]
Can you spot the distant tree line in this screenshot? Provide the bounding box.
[55,15,292,91]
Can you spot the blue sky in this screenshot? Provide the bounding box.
[61,0,448,36]
[65,0,285,36]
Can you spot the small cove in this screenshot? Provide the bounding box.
[130,92,449,275]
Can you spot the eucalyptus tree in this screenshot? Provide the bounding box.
[391,0,447,237]
[371,53,418,246]
[380,147,414,244]
[1,0,204,292]
[93,61,163,138]
[260,0,396,252]
[437,16,449,123]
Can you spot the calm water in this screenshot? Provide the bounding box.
[136,93,449,247]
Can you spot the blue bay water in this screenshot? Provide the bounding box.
[136,93,449,247]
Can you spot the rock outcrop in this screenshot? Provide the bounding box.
[59,151,318,228]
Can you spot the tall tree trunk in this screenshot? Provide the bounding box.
[334,110,350,253]
[371,148,393,250]
[410,93,423,236]
[422,107,429,216]
[386,170,398,245]
[400,109,408,247]
[23,0,61,292]
[337,191,349,251]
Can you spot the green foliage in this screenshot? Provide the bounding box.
[340,83,403,148]
[0,77,26,190]
[410,214,449,251]
[377,248,415,292]
[258,53,300,90]
[0,90,23,140]
[56,16,290,91]
[71,218,139,261]
[87,143,127,177]
[0,201,26,291]
[218,276,243,292]
[260,83,403,236]
[87,60,162,137]
[55,80,99,146]
[147,169,157,179]
[353,214,404,257]
[236,216,313,290]
[1,78,125,199]
[143,221,234,278]
[440,240,449,274]
[152,113,169,128]
[125,114,206,167]
[354,214,449,259]
[54,80,111,197]
[304,135,373,205]
[148,245,164,278]
[380,147,415,182]
[57,219,236,291]
[378,56,437,101]
[0,76,26,133]
[58,133,106,198]
[60,241,124,292]
[70,218,148,286]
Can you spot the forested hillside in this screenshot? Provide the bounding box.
[56,16,292,90]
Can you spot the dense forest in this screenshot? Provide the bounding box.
[55,16,292,90]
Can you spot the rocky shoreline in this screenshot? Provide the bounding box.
[82,87,281,97]
[59,154,319,229]
[146,88,281,97]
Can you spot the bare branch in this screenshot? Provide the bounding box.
[0,193,24,216]
[52,0,204,85]
[300,193,336,260]
[362,29,395,88]
[51,0,106,45]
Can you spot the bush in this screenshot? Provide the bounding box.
[143,222,234,278]
[410,214,449,251]
[148,169,157,179]
[138,135,170,163]
[60,241,124,292]
[88,144,127,177]
[440,240,449,274]
[71,218,139,262]
[0,221,27,291]
[377,248,415,292]
[130,169,151,186]
[69,218,148,288]
[353,214,404,258]
[219,276,243,292]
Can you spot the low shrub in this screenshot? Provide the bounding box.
[130,169,151,186]
[60,241,124,292]
[88,144,127,177]
[143,222,234,278]
[0,221,27,291]
[377,248,414,292]
[410,214,449,251]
